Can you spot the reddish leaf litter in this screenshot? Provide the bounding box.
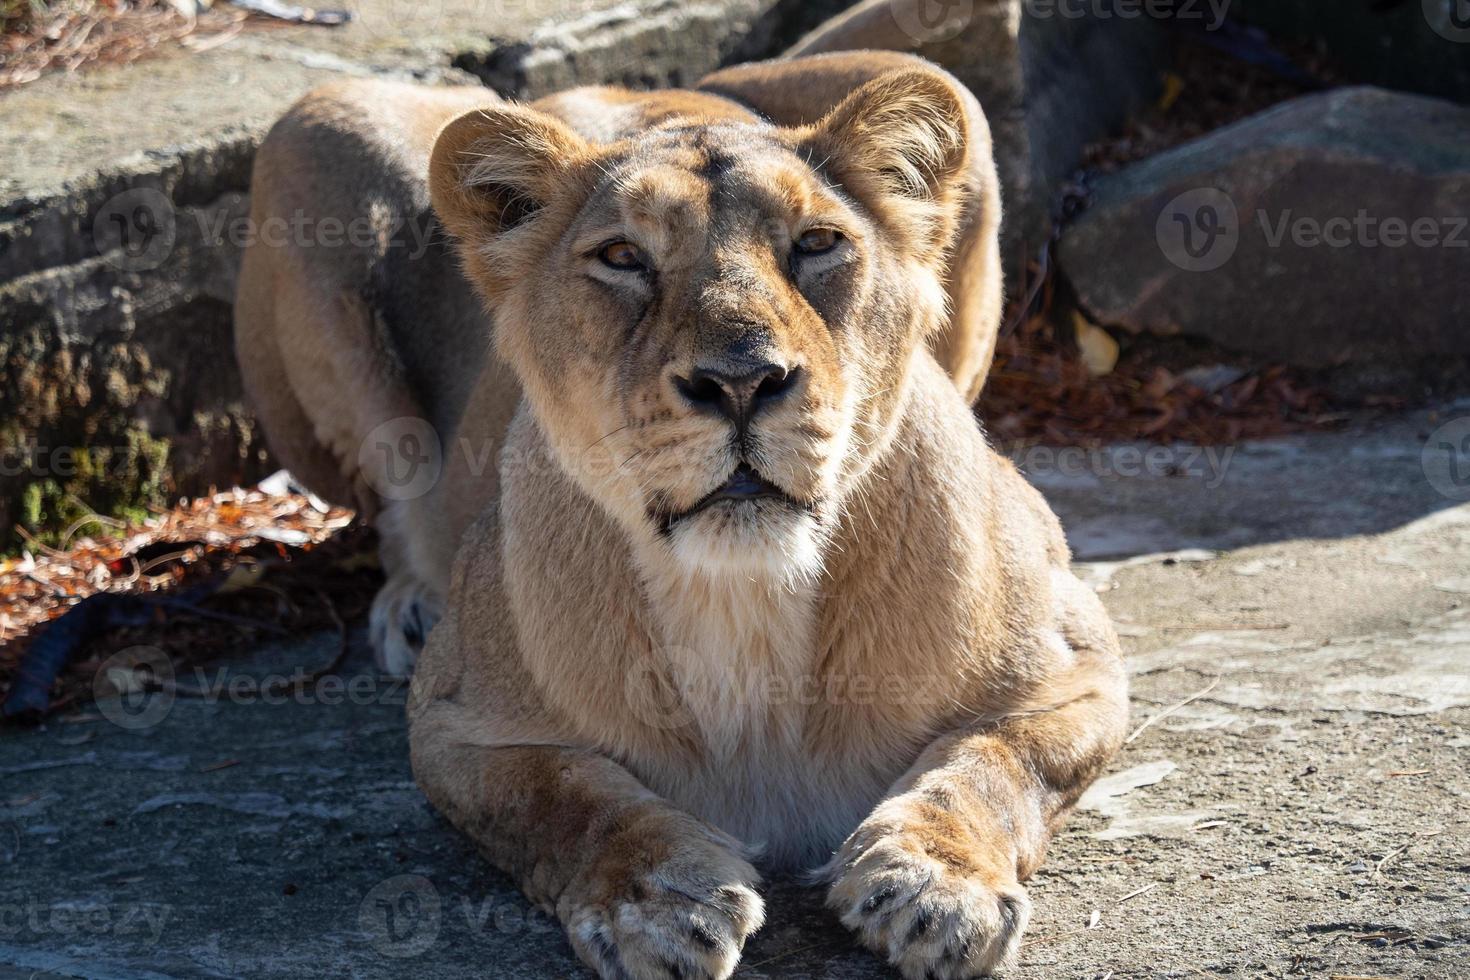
[977,288,1343,449]
[1,485,381,716]
[1083,30,1344,173]
[0,0,303,90]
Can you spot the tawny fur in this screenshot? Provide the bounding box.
[235,52,1125,980]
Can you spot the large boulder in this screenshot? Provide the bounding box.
[1057,86,1470,392]
[788,0,1168,267]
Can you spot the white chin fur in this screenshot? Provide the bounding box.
[668,501,823,585]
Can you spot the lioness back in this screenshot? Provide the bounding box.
[235,81,500,518]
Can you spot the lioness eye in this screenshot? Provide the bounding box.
[794,228,840,255]
[599,241,645,270]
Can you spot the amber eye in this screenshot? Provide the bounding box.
[794,227,840,255]
[599,241,645,270]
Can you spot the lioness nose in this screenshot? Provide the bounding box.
[674,362,800,429]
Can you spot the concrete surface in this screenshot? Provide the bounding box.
[2,403,1468,978]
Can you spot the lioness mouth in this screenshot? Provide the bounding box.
[655,465,805,534]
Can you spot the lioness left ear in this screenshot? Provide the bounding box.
[429,105,593,286]
[800,69,971,251]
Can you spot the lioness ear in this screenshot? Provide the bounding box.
[801,70,971,255]
[429,105,592,266]
[808,69,970,200]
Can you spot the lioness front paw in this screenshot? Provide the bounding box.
[562,817,764,980]
[368,575,443,676]
[825,817,1030,979]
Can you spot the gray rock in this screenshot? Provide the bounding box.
[789,0,1170,264]
[1057,86,1470,384]
[455,0,852,97]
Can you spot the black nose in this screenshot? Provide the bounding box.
[674,362,801,429]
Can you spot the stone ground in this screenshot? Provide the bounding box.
[2,404,1468,979]
[2,0,614,199]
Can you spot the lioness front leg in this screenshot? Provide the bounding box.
[411,733,764,979]
[826,637,1127,978]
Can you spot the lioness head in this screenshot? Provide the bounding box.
[430,71,976,585]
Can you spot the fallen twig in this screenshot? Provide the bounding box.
[1373,830,1441,879]
[741,940,843,970]
[1117,882,1159,904]
[1156,623,1288,631]
[1020,926,1090,950]
[1125,676,1221,744]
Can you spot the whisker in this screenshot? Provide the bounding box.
[585,422,632,452]
[619,448,652,471]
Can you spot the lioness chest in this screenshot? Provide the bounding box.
[621,574,938,869]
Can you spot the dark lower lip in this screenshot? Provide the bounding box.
[653,465,805,533]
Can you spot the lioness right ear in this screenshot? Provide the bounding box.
[806,69,970,200]
[800,69,972,262]
[429,105,592,269]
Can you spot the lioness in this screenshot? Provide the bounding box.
[236,53,1125,979]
